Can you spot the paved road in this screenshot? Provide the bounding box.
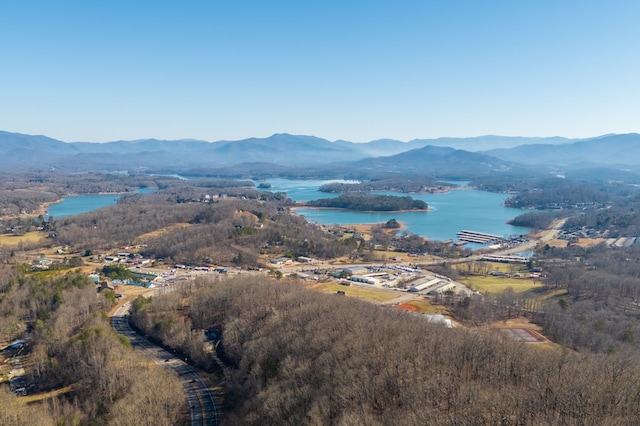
[111,303,218,426]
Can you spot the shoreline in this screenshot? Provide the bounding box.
[33,191,135,218]
[292,209,407,237]
[37,199,63,217]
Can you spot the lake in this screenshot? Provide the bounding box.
[45,180,530,248]
[45,188,155,219]
[265,179,531,245]
[262,178,359,201]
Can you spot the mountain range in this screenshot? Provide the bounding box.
[1,130,639,178]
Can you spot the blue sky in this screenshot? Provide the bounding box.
[1,1,638,143]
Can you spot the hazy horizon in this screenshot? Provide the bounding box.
[0,128,630,145]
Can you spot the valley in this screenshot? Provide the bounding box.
[2,134,640,424]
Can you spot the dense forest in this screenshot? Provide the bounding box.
[0,265,185,425]
[305,194,428,212]
[533,243,640,354]
[131,276,640,425]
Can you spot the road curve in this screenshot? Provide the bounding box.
[111,302,218,426]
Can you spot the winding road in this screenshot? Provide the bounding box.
[111,302,218,426]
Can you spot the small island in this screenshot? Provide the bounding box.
[319,177,454,194]
[304,194,428,212]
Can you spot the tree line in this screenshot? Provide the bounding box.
[532,242,640,353]
[131,276,640,425]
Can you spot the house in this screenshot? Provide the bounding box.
[32,257,54,270]
[99,281,115,292]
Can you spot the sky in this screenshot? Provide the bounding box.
[1,1,639,143]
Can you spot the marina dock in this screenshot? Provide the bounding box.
[457,230,504,244]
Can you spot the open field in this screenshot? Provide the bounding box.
[546,237,607,248]
[313,282,400,302]
[0,232,45,246]
[396,299,447,314]
[459,275,541,295]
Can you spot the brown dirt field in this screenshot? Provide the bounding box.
[397,303,418,312]
[544,238,569,248]
[398,299,448,315]
[575,238,607,247]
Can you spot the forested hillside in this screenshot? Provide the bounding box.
[51,187,352,266]
[131,277,640,425]
[0,263,185,424]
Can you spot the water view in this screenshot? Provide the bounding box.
[261,178,359,201]
[45,188,155,219]
[265,179,531,245]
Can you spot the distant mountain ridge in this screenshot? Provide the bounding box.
[343,145,515,176]
[483,133,640,167]
[0,130,638,174]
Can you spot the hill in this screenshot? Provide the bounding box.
[344,145,515,177]
[484,133,640,168]
[2,130,639,176]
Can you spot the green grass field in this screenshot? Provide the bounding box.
[0,232,45,246]
[459,275,541,295]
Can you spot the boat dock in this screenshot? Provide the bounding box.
[457,230,504,244]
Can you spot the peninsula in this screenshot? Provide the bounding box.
[303,194,428,212]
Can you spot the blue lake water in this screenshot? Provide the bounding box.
[262,178,359,201]
[46,188,155,219]
[265,179,530,244]
[45,179,529,247]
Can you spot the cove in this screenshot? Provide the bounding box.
[45,188,155,219]
[265,179,531,245]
